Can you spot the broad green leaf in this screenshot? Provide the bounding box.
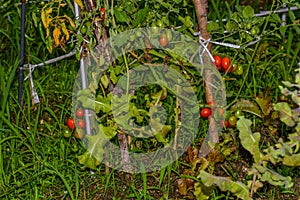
[206,22,219,32]
[274,102,295,127]
[113,8,130,23]
[95,94,112,113]
[242,6,254,19]
[254,92,272,116]
[198,170,252,200]
[237,117,261,164]
[133,7,148,27]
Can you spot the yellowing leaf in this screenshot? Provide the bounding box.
[74,0,84,10]
[46,7,53,14]
[53,26,61,47]
[61,22,69,41]
[64,14,76,28]
[41,7,52,37]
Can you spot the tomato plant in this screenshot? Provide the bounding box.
[200,108,211,118]
[76,109,84,118]
[67,119,76,130]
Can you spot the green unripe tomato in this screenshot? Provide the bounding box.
[63,129,72,138]
[234,65,243,76]
[228,116,237,126]
[235,110,243,117]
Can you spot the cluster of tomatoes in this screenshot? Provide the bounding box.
[199,104,242,129]
[66,109,86,139]
[213,55,243,75]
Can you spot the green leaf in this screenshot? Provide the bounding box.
[242,6,254,19]
[288,10,296,22]
[99,124,117,139]
[206,22,219,32]
[77,151,101,170]
[279,26,287,36]
[113,8,130,23]
[274,102,295,127]
[101,75,109,88]
[95,94,112,113]
[225,21,238,32]
[237,117,261,164]
[110,68,118,84]
[133,7,148,27]
[154,125,172,144]
[198,170,252,200]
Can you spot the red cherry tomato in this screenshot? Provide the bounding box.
[100,7,105,20]
[213,55,222,70]
[67,119,76,130]
[78,120,86,129]
[200,108,211,118]
[159,34,168,47]
[76,109,84,118]
[221,57,231,72]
